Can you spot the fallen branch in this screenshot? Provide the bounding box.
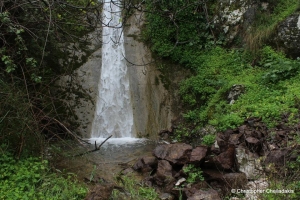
[73,135,112,157]
[51,117,89,145]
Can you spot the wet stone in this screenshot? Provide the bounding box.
[153,143,192,165]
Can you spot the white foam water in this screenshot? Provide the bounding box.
[89,137,148,148]
[91,0,134,139]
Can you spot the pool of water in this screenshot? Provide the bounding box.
[50,138,156,183]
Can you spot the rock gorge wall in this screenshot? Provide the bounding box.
[56,28,102,138]
[58,11,175,138]
[214,0,300,57]
[124,11,174,139]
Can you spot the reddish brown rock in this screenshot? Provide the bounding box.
[153,143,192,165]
[216,131,231,152]
[229,133,243,146]
[133,156,158,173]
[213,144,238,171]
[246,137,259,144]
[154,160,174,186]
[143,156,158,167]
[189,146,208,163]
[204,169,247,196]
[245,136,262,153]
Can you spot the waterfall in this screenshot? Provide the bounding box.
[91,0,134,138]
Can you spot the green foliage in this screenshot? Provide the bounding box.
[176,45,300,133]
[172,126,188,142]
[260,47,300,83]
[111,175,159,200]
[157,46,300,143]
[0,152,87,200]
[209,113,244,131]
[0,0,100,155]
[201,134,216,146]
[183,164,204,183]
[144,0,221,59]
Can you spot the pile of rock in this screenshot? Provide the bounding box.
[133,142,246,199]
[133,117,299,199]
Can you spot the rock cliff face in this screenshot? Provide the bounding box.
[58,11,175,138]
[275,13,300,58]
[124,11,174,139]
[213,0,256,44]
[56,28,102,138]
[214,1,300,57]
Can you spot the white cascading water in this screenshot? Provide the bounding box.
[90,0,134,139]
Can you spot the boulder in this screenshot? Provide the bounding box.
[275,13,300,58]
[213,144,238,171]
[228,84,245,104]
[212,0,254,44]
[189,146,208,164]
[183,181,210,196]
[245,178,269,200]
[153,143,192,165]
[154,160,174,186]
[236,147,263,179]
[133,156,158,173]
[229,133,243,146]
[245,136,262,153]
[216,131,231,152]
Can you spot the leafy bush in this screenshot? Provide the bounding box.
[260,47,300,83]
[201,134,216,146]
[183,164,204,183]
[0,152,87,200]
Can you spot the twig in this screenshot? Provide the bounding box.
[73,135,112,157]
[51,117,89,145]
[97,135,113,149]
[39,0,52,68]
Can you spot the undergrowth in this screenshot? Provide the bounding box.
[175,46,300,141]
[110,175,159,200]
[0,151,88,200]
